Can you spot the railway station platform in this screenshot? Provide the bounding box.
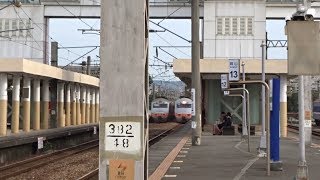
[150,129,320,180]
[0,123,99,166]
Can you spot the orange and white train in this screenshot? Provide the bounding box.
[150,97,193,124]
[150,98,172,123]
[174,98,192,124]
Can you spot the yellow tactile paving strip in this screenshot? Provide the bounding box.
[149,135,190,180]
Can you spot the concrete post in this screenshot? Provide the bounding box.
[57,82,65,127]
[0,74,7,136]
[280,75,288,137]
[32,79,41,130]
[81,86,86,124]
[95,89,99,122]
[296,75,309,179]
[71,84,77,125]
[76,85,81,125]
[304,76,312,145]
[86,87,90,124]
[91,89,96,123]
[11,76,20,133]
[23,77,31,132]
[100,0,147,178]
[87,56,91,75]
[191,0,202,146]
[65,84,71,126]
[41,80,50,129]
[51,41,58,67]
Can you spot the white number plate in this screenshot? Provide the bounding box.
[221,74,228,90]
[229,59,240,81]
[305,120,312,128]
[105,122,141,153]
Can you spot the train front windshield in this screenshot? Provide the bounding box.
[177,104,192,108]
[153,104,168,108]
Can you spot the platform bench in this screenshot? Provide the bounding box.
[222,126,235,135]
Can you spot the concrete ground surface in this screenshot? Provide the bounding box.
[162,132,320,180]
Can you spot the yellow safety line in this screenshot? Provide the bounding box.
[149,135,190,180]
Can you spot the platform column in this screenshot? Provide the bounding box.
[32,79,41,130]
[23,77,31,132]
[11,76,20,133]
[71,84,77,125]
[76,85,81,125]
[86,87,90,124]
[81,86,86,124]
[95,89,99,122]
[91,89,96,123]
[270,79,282,171]
[57,82,65,127]
[41,80,50,129]
[0,74,7,136]
[280,75,287,137]
[65,84,71,126]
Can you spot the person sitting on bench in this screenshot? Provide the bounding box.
[213,112,232,135]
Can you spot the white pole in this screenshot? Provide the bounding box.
[259,41,267,150]
[296,75,309,179]
[242,62,248,136]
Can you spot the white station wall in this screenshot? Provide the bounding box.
[0,5,45,63]
[204,0,266,59]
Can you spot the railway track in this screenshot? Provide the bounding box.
[287,124,320,136]
[0,140,99,179]
[77,123,184,180]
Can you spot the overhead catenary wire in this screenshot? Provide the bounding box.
[13,6,42,49]
[54,0,95,29]
[155,33,191,57]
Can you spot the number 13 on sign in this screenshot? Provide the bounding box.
[229,59,240,81]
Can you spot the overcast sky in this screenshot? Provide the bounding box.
[49,19,287,81]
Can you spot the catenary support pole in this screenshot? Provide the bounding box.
[296,75,309,179]
[191,0,201,146]
[304,76,312,145]
[100,0,148,179]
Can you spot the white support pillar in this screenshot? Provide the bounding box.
[23,77,31,132]
[91,89,96,123]
[65,84,71,126]
[76,85,81,125]
[95,89,99,123]
[11,76,20,133]
[32,79,41,130]
[86,87,90,124]
[71,84,77,125]
[0,74,7,136]
[57,82,65,127]
[280,75,288,137]
[81,86,86,124]
[41,80,50,129]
